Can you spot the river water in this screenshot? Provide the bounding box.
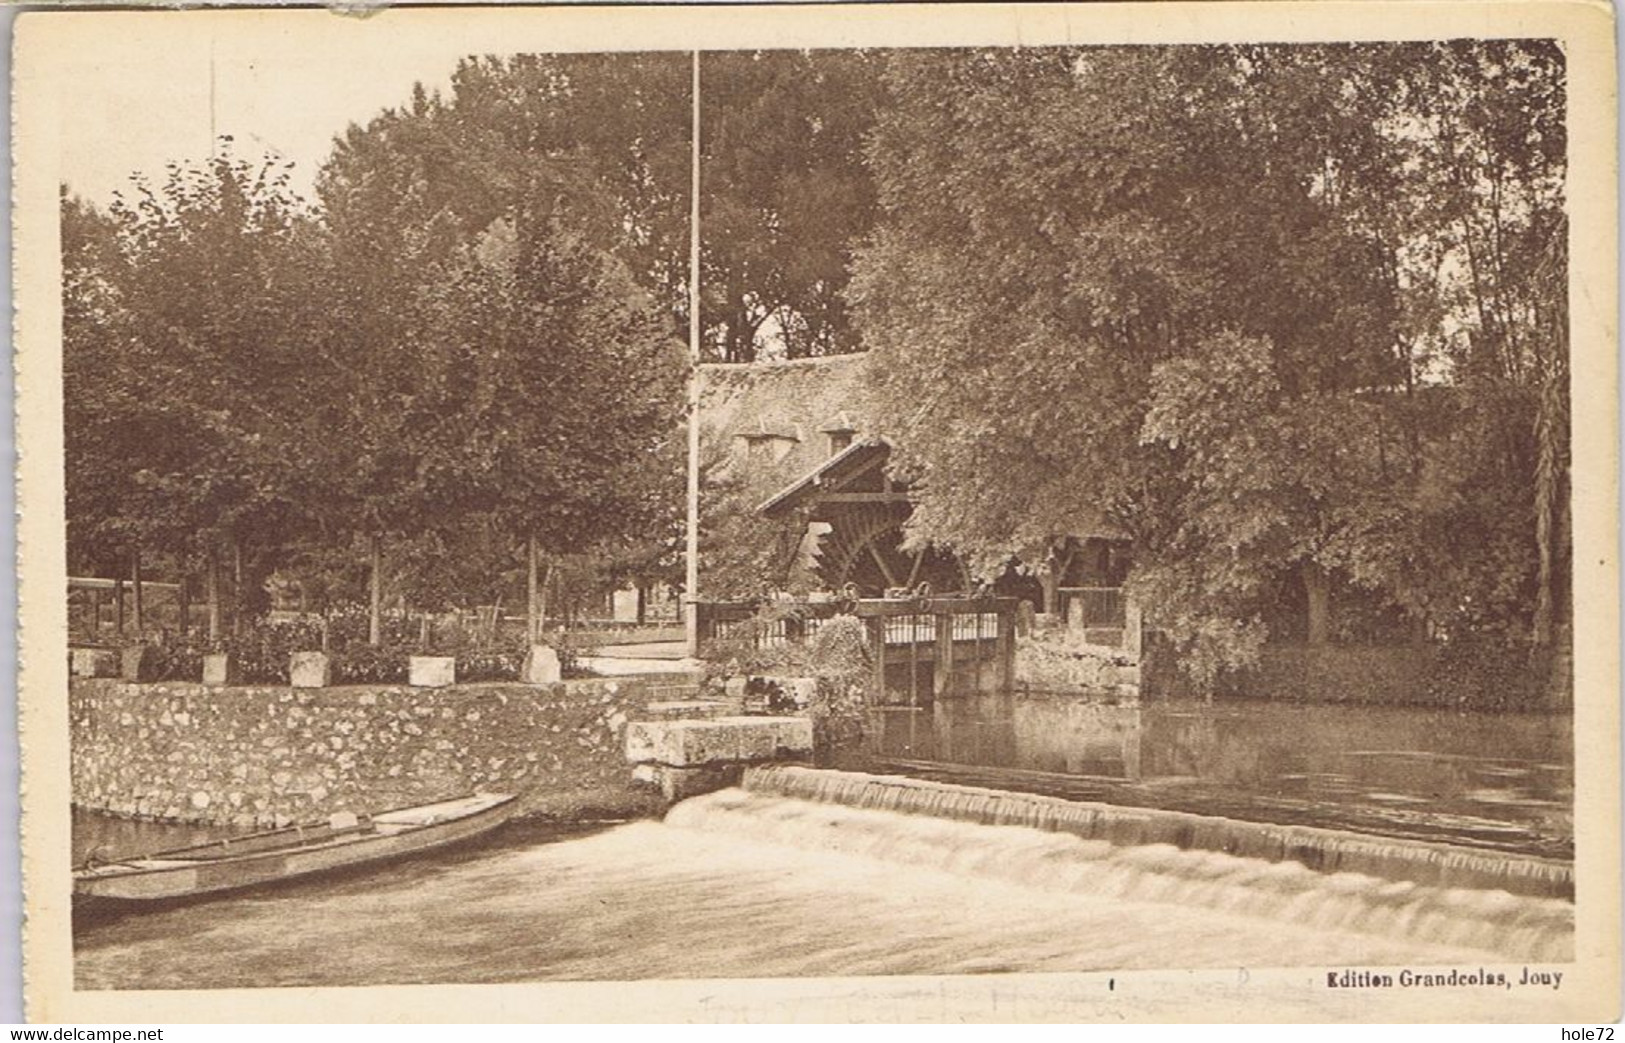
[73,700,1573,991]
[860,697,1572,859]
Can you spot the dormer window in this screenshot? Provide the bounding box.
[745,435,782,462]
[819,411,859,458]
[732,411,801,465]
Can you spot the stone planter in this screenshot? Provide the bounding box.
[201,653,239,687]
[289,651,331,689]
[521,645,560,685]
[119,645,160,683]
[409,655,456,688]
[70,647,118,678]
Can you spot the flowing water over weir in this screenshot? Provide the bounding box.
[74,785,1572,989]
[744,766,1573,899]
[711,769,1573,963]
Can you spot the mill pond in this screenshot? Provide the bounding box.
[73,697,1573,990]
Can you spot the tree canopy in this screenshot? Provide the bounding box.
[318,50,887,363]
[63,44,1571,692]
[65,153,329,584]
[65,122,686,642]
[851,43,1568,683]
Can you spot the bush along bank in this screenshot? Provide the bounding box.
[1141,637,1571,711]
[699,609,872,762]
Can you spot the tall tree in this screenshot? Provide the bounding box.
[320,50,889,363]
[65,148,332,638]
[698,50,888,360]
[419,211,685,642]
[851,43,1565,688]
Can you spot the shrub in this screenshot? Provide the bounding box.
[806,614,870,685]
[700,601,815,680]
[331,642,410,685]
[130,602,597,686]
[212,618,324,684]
[145,633,206,683]
[455,645,525,683]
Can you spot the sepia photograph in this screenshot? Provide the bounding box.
[13,2,1619,1023]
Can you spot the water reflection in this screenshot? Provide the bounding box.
[71,806,247,867]
[859,693,1572,859]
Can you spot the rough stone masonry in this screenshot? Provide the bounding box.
[70,676,687,827]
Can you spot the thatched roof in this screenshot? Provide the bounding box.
[697,350,1124,542]
[696,352,872,485]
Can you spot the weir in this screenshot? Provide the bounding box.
[671,783,1575,964]
[741,765,1574,901]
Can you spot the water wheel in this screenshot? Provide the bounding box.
[815,509,969,598]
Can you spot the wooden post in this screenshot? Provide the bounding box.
[908,613,919,703]
[1002,603,1017,690]
[131,548,144,635]
[976,609,987,692]
[114,576,125,638]
[177,574,190,639]
[682,50,702,660]
[934,607,954,698]
[369,533,383,646]
[526,534,540,646]
[206,550,220,643]
[870,615,887,703]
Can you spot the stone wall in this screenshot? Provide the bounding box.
[1013,619,1140,702]
[71,676,689,827]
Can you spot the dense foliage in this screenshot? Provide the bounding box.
[66,130,685,645]
[319,52,885,363]
[65,45,1572,703]
[851,43,1569,689]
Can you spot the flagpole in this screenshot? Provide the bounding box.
[684,50,702,659]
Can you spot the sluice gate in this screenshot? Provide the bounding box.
[696,595,1019,702]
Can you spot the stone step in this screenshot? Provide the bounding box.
[646,682,703,702]
[625,716,813,768]
[642,700,733,721]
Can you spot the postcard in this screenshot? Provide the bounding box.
[13,2,1619,1023]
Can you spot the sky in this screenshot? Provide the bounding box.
[56,15,476,207]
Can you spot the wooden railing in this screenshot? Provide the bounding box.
[69,577,187,645]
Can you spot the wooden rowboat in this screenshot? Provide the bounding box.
[74,792,518,901]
